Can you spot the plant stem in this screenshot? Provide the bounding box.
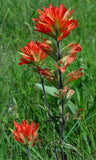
[39,73,59,160]
[39,73,53,129]
[26,146,32,160]
[57,41,65,160]
[54,145,59,160]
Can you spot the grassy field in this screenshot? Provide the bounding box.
[0,0,96,159]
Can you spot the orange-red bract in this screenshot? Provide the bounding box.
[65,68,84,83]
[19,41,48,65]
[36,66,55,81]
[69,43,82,54]
[13,120,39,146]
[37,40,58,61]
[55,42,82,73]
[61,42,82,58]
[55,54,77,73]
[33,4,78,41]
[36,40,52,55]
[54,86,75,99]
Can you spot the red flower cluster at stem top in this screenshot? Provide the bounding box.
[13,120,39,146]
[33,4,78,41]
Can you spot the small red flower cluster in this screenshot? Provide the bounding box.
[13,120,39,146]
[19,41,48,65]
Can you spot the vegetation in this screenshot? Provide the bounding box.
[0,0,96,159]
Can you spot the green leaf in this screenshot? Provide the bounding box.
[67,100,78,114]
[35,83,59,97]
[75,87,80,102]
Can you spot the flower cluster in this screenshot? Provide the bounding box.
[33,4,78,41]
[13,120,39,146]
[19,41,48,65]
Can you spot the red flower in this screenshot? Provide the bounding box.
[13,120,39,146]
[33,4,78,41]
[19,41,48,65]
[66,88,75,100]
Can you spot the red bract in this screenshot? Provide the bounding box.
[65,68,84,84]
[61,42,82,58]
[54,86,68,98]
[55,42,82,73]
[19,41,48,65]
[36,40,52,55]
[33,4,78,41]
[37,40,58,61]
[55,54,77,73]
[68,43,82,55]
[13,120,39,146]
[36,66,55,81]
[35,66,59,88]
[54,86,75,99]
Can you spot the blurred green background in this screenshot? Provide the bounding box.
[0,0,96,159]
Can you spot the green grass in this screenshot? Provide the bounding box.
[0,0,96,159]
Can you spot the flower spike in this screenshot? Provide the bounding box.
[33,4,78,41]
[13,120,39,147]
